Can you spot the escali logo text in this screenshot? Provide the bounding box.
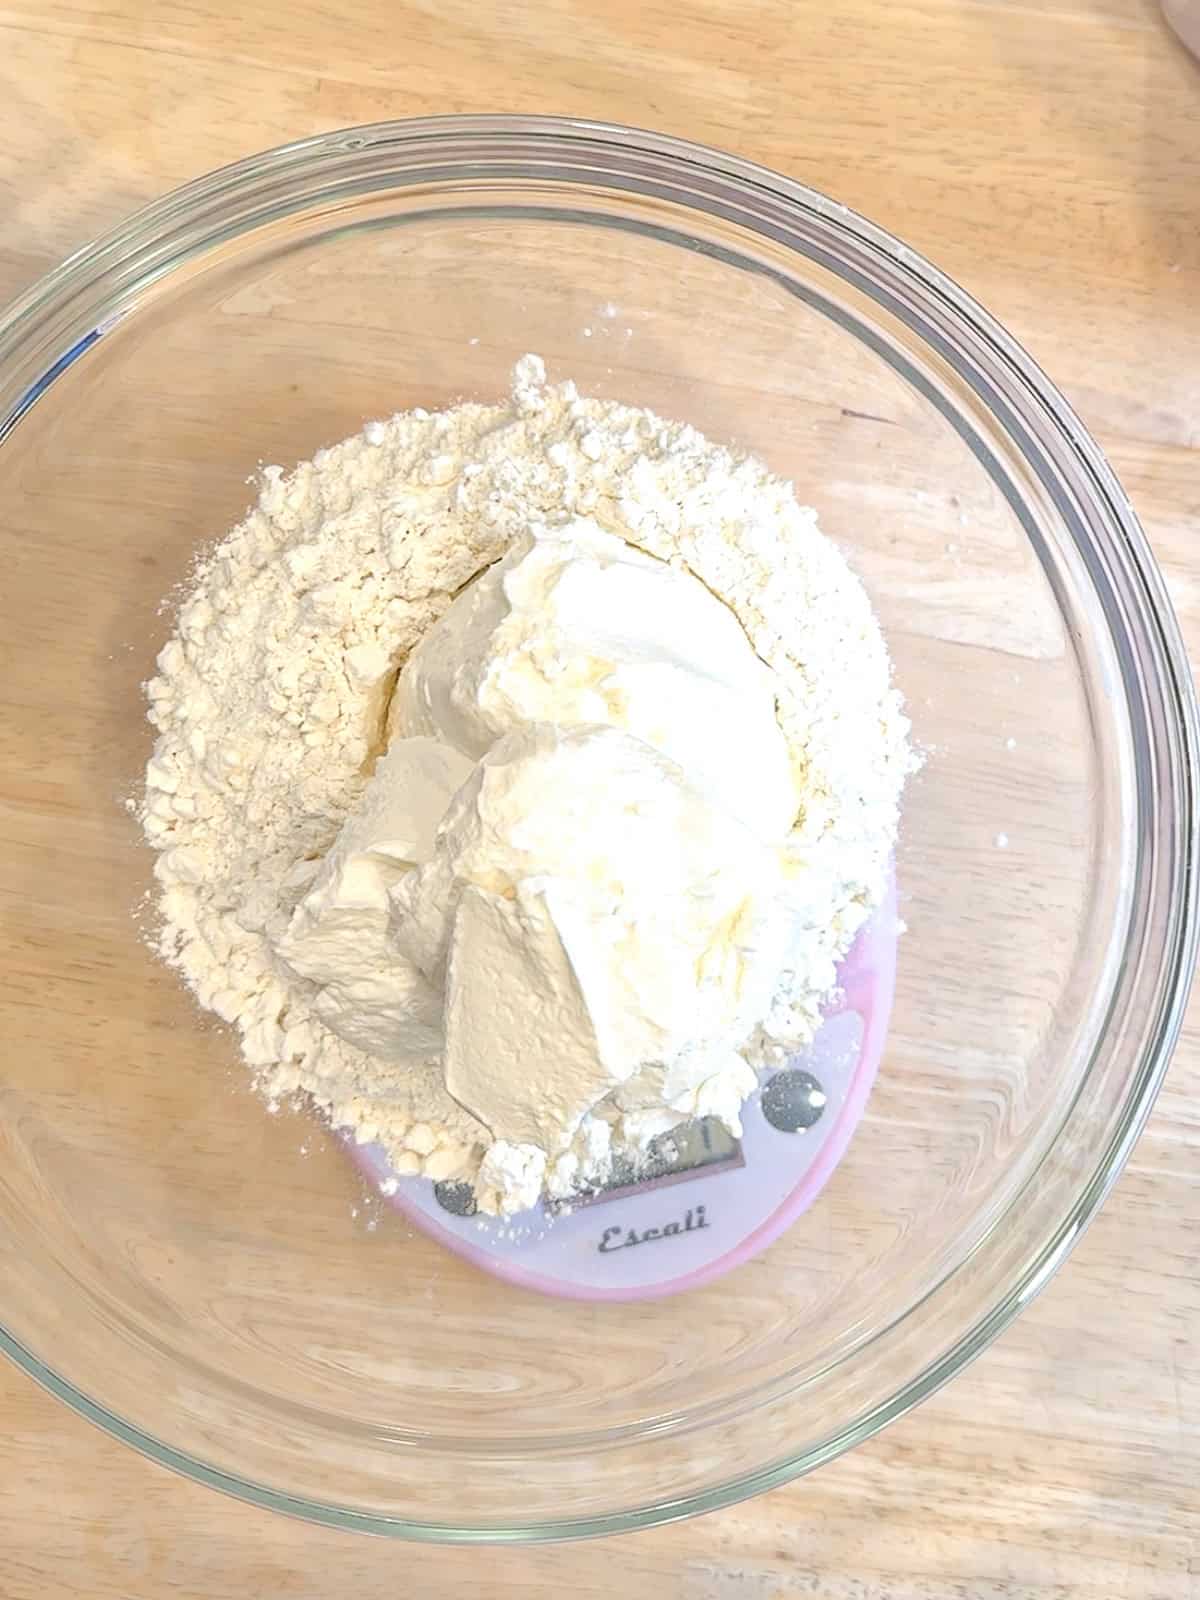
[597,1206,709,1253]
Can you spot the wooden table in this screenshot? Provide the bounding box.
[1,3,1198,1595]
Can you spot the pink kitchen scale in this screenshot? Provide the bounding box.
[349,879,898,1301]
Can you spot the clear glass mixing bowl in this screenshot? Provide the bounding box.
[0,117,1195,1541]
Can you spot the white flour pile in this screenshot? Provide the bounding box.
[141,356,912,1215]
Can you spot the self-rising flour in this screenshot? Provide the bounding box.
[141,356,913,1214]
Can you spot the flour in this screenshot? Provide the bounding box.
[141,355,912,1211]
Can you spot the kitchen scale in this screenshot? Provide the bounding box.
[349,880,898,1300]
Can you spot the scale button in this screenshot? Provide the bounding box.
[762,1069,827,1132]
[433,1180,479,1217]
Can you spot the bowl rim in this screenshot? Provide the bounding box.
[1,112,1197,1543]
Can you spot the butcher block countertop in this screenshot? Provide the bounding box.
[0,2,1198,1596]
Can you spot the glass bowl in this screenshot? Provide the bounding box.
[0,116,1195,1542]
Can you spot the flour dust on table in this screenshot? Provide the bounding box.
[139,356,913,1216]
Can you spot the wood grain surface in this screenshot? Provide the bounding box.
[1,2,1198,1596]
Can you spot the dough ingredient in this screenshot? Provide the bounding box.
[140,356,912,1215]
